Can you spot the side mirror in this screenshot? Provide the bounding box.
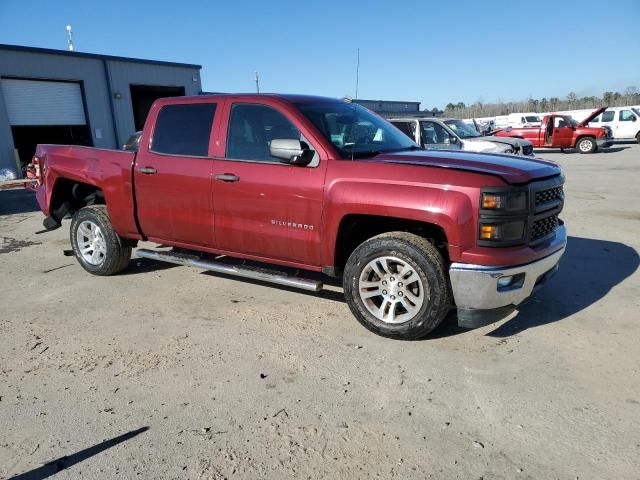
[632,116,637,122]
[270,139,314,166]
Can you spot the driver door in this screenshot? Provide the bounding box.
[211,100,326,266]
[550,117,574,148]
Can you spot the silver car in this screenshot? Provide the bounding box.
[390,117,534,156]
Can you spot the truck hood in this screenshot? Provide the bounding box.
[577,106,607,127]
[365,150,560,184]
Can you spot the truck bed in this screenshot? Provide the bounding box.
[34,145,140,237]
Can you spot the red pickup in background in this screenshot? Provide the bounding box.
[495,107,612,153]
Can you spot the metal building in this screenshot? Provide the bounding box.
[0,44,202,178]
[353,98,434,119]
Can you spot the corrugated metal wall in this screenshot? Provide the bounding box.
[106,60,201,146]
[0,46,201,177]
[355,99,421,113]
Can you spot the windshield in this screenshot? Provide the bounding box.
[295,102,418,158]
[443,119,481,138]
[524,116,540,123]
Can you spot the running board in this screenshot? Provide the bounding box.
[135,249,323,292]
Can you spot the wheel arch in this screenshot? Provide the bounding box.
[49,177,105,222]
[331,214,449,276]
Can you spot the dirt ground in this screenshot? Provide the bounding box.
[1,143,639,479]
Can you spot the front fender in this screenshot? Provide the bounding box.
[321,178,477,266]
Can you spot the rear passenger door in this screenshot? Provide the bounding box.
[211,100,327,266]
[134,101,218,246]
[599,110,616,136]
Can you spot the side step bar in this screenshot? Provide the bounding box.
[135,249,323,292]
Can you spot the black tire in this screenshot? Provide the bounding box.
[636,131,640,144]
[70,205,131,276]
[576,137,596,154]
[343,232,451,340]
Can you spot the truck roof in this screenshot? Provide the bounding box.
[159,93,344,105]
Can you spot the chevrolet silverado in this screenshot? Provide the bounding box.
[29,94,567,339]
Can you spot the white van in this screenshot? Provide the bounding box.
[587,107,640,142]
[494,113,541,129]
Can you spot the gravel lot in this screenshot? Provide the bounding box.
[1,144,639,479]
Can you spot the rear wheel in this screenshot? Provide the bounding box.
[70,205,131,275]
[636,131,640,144]
[343,232,451,340]
[577,137,596,154]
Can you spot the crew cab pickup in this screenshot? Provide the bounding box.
[29,94,567,340]
[495,107,612,154]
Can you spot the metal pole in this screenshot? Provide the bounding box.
[254,71,260,94]
[355,48,360,99]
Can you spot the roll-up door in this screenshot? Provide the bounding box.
[1,78,86,126]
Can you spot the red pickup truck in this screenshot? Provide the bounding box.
[29,94,566,339]
[495,107,612,153]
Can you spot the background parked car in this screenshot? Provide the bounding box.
[122,131,142,152]
[390,117,534,155]
[586,107,640,143]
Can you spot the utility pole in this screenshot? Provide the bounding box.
[355,48,360,99]
[254,71,260,94]
[66,25,74,51]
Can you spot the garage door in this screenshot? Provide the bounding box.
[1,78,86,126]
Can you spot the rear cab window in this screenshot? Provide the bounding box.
[392,121,416,140]
[151,103,217,156]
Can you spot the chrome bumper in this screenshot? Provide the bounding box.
[449,225,566,316]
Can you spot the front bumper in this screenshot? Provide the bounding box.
[597,139,613,149]
[449,225,566,328]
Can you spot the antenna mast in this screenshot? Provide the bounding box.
[254,71,260,93]
[355,48,360,99]
[66,25,74,51]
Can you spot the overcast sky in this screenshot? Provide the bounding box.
[1,0,639,109]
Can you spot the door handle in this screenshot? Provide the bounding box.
[139,167,157,175]
[215,173,240,182]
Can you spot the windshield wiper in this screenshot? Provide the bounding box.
[385,146,422,152]
[350,150,383,159]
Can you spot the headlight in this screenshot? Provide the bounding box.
[479,220,525,242]
[481,190,527,212]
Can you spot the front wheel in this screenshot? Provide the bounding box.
[577,137,596,154]
[636,132,640,144]
[70,205,131,276]
[343,232,451,340]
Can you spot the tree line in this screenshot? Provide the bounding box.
[434,87,640,118]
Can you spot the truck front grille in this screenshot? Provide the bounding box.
[535,186,563,208]
[530,214,559,242]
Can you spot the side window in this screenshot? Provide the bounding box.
[590,115,600,123]
[391,122,414,140]
[226,104,301,162]
[421,122,450,145]
[601,111,615,122]
[619,110,635,121]
[152,103,216,156]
